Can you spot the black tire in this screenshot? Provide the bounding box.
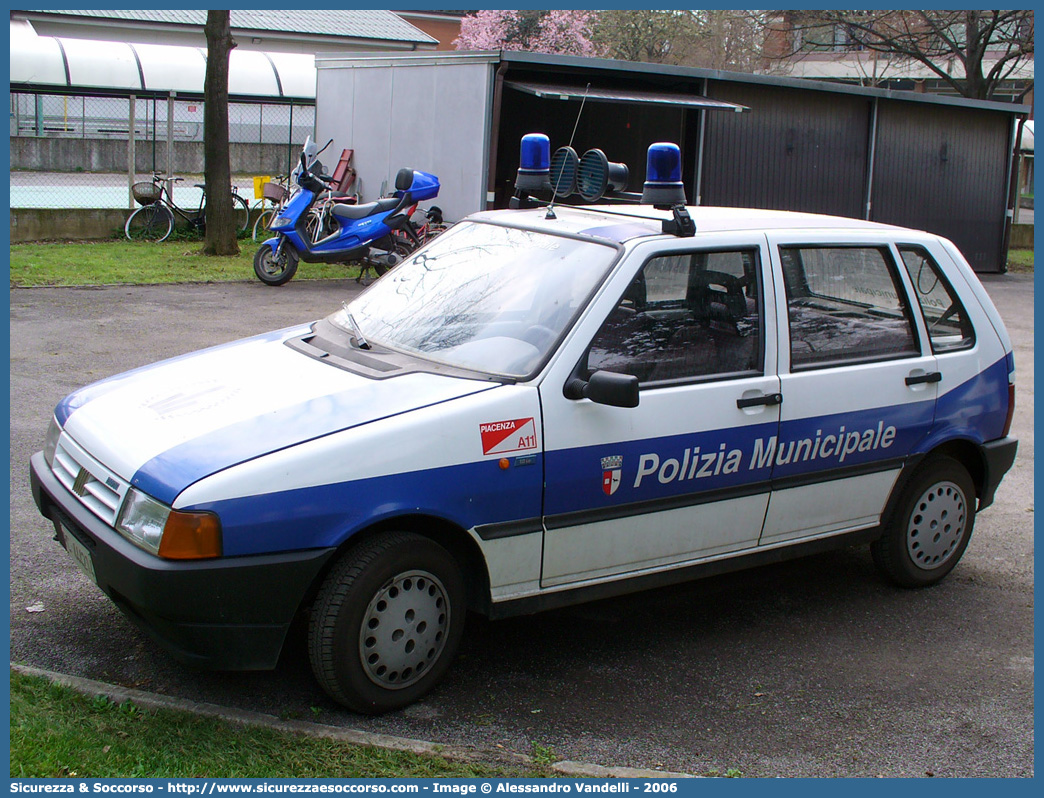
[252,208,276,242]
[253,243,299,286]
[308,531,466,714]
[232,193,250,232]
[871,455,976,588]
[358,236,412,286]
[199,194,250,235]
[125,204,174,242]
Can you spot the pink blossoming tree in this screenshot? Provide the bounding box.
[455,10,600,57]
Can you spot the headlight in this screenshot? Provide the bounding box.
[116,489,169,555]
[272,216,293,228]
[116,489,222,560]
[43,416,62,468]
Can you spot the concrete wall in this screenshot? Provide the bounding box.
[11,137,300,176]
[1010,223,1033,249]
[10,207,131,242]
[10,206,267,242]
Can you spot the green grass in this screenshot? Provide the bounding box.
[1006,248,1034,274]
[10,671,547,779]
[9,240,363,287]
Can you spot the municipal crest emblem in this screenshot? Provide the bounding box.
[601,455,623,496]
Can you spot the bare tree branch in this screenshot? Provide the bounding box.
[776,10,1033,100]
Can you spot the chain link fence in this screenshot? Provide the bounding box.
[10,89,314,211]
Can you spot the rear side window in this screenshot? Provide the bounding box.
[587,249,763,384]
[897,246,975,353]
[780,246,920,369]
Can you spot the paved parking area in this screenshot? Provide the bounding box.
[8,274,1034,777]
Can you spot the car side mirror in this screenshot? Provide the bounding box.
[565,370,639,408]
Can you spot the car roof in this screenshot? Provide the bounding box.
[466,204,912,244]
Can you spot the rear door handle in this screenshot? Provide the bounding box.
[905,371,942,386]
[737,392,783,409]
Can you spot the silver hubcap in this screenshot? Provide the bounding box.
[907,480,967,570]
[358,570,450,689]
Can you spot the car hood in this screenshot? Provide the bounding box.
[57,325,496,505]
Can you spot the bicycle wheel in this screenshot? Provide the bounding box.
[305,207,338,244]
[232,194,250,233]
[252,208,277,241]
[125,204,174,242]
[198,194,251,236]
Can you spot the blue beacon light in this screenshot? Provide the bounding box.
[515,133,552,192]
[641,142,687,208]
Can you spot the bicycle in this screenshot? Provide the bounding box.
[125,173,250,242]
[251,175,291,241]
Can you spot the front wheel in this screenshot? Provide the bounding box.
[125,204,174,242]
[871,455,976,588]
[308,531,466,714]
[253,242,299,286]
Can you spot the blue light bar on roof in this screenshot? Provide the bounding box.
[515,133,551,193]
[641,142,686,207]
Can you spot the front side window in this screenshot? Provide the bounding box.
[587,249,762,384]
[780,246,919,369]
[336,222,618,378]
[897,245,975,353]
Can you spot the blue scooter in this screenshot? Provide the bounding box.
[254,148,440,286]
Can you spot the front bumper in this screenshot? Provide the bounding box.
[30,451,336,670]
[979,436,1018,510]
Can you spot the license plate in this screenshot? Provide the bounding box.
[61,524,97,584]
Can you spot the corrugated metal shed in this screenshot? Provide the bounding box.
[317,50,1029,272]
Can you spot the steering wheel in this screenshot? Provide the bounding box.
[692,270,747,321]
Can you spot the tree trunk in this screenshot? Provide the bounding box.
[202,11,239,256]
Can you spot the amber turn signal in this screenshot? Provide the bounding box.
[158,510,222,559]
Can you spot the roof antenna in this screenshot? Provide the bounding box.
[546,82,590,221]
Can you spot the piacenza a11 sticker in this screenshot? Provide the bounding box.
[480,418,538,456]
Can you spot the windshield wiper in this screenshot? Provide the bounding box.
[342,303,371,350]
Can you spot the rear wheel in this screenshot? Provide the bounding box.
[199,194,250,235]
[358,233,414,285]
[253,242,299,286]
[871,455,976,588]
[308,531,466,714]
[125,204,174,242]
[231,194,250,232]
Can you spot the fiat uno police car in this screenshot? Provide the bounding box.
[31,137,1017,713]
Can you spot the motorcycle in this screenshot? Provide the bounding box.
[253,142,440,286]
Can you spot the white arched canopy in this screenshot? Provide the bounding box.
[10,21,316,98]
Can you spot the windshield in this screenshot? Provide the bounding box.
[329,221,618,377]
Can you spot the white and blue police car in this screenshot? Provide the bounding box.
[31,137,1018,713]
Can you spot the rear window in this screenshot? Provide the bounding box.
[897,245,975,354]
[780,245,920,369]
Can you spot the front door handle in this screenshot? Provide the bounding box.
[737,392,783,409]
[905,371,942,386]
